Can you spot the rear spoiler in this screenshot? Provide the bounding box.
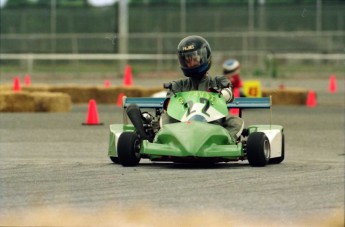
[124,97,271,109]
[123,96,271,118]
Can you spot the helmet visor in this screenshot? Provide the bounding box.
[179,47,208,69]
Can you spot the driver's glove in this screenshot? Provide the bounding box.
[221,88,234,103]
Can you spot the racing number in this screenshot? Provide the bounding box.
[248,87,258,97]
[186,98,210,117]
[186,100,195,116]
[200,98,210,117]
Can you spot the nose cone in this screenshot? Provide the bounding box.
[155,121,233,156]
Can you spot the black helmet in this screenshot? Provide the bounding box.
[177,35,212,78]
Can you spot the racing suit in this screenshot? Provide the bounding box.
[162,74,244,140]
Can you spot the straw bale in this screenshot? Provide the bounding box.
[96,86,145,104]
[22,84,50,92]
[140,87,166,97]
[31,92,71,112]
[49,85,97,103]
[262,88,308,105]
[0,91,36,112]
[95,87,118,104]
[0,84,13,91]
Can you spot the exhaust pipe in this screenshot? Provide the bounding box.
[126,104,149,140]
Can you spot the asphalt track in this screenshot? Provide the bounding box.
[0,78,344,226]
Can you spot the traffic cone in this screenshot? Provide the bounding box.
[13,76,21,92]
[123,65,133,86]
[82,99,103,125]
[306,90,317,108]
[117,93,125,107]
[24,74,31,86]
[230,88,240,115]
[104,80,111,88]
[328,75,337,93]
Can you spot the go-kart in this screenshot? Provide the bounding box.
[108,83,284,167]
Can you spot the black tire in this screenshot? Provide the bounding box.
[247,132,270,167]
[109,157,119,164]
[117,132,141,167]
[269,133,285,164]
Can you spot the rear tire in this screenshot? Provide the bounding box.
[269,133,285,164]
[117,132,141,167]
[247,132,270,167]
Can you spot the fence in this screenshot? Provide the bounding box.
[1,2,344,78]
[1,31,344,73]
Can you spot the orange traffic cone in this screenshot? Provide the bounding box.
[83,99,103,125]
[328,75,337,93]
[24,74,31,86]
[13,76,21,92]
[104,80,111,88]
[230,88,240,115]
[306,90,317,108]
[123,65,133,86]
[117,93,125,107]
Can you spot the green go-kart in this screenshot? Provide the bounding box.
[108,83,284,167]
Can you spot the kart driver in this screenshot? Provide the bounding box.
[162,35,244,140]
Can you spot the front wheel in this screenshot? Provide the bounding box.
[117,132,141,167]
[246,132,270,167]
[109,157,119,164]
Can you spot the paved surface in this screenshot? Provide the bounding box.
[0,78,344,226]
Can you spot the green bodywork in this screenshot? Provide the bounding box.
[108,122,285,160]
[108,121,242,160]
[142,121,241,159]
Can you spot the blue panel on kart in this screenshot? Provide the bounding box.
[123,97,271,109]
[228,97,271,109]
[124,97,165,108]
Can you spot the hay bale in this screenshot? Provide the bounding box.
[262,88,308,105]
[0,84,12,91]
[140,87,166,97]
[95,87,119,104]
[22,84,50,92]
[0,91,36,112]
[96,86,146,104]
[116,86,144,97]
[31,92,71,112]
[49,85,97,103]
[0,84,50,92]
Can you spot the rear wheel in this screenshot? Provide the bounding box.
[117,132,141,167]
[247,132,270,167]
[269,133,285,164]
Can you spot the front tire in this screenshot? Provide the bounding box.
[247,132,270,167]
[117,132,141,167]
[109,157,119,164]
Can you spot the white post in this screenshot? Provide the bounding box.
[316,0,322,33]
[50,0,56,71]
[118,0,128,72]
[180,0,186,33]
[50,0,56,53]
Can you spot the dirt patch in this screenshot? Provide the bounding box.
[0,206,343,227]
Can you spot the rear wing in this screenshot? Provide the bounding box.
[123,96,271,118]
